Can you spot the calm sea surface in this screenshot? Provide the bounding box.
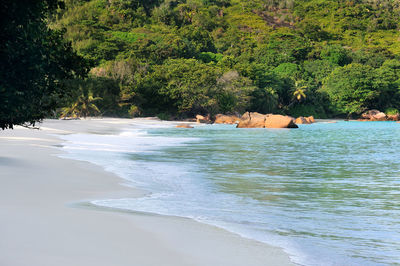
[59,121,400,265]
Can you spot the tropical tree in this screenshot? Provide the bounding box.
[0,0,88,129]
[320,45,352,66]
[293,80,307,102]
[250,87,279,114]
[60,86,101,118]
[321,64,380,115]
[216,70,256,114]
[139,58,222,116]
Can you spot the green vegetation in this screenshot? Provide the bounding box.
[60,85,102,118]
[385,107,399,116]
[322,64,381,115]
[4,0,400,125]
[0,0,88,129]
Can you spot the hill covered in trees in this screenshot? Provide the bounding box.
[52,0,400,119]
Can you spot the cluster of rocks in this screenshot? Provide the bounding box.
[214,112,315,128]
[177,112,316,129]
[176,109,400,128]
[359,110,399,121]
[295,116,315,124]
[214,114,241,124]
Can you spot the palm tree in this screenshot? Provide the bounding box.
[293,80,307,102]
[60,86,102,118]
[286,79,307,109]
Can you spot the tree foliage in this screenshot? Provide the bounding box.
[0,0,88,129]
[322,64,381,115]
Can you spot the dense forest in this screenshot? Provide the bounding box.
[7,0,400,124]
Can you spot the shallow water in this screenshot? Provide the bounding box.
[59,121,400,266]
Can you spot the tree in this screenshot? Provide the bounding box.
[293,80,307,102]
[250,87,279,114]
[374,60,400,108]
[298,20,330,42]
[273,63,301,79]
[322,64,380,115]
[147,58,222,116]
[0,0,88,129]
[320,45,352,67]
[303,60,337,84]
[60,85,101,118]
[216,70,256,113]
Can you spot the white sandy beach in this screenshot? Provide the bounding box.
[0,118,294,266]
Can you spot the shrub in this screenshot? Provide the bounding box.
[128,105,140,117]
[157,112,171,120]
[385,107,399,116]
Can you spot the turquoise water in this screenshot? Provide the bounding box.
[60,121,400,265]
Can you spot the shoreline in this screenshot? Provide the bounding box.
[0,118,294,266]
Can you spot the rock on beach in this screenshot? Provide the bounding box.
[237,112,298,128]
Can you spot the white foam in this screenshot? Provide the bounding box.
[56,126,305,265]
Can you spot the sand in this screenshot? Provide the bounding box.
[0,118,294,266]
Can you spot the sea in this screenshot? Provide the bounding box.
[58,120,400,266]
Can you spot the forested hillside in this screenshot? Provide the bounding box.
[52,0,400,119]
